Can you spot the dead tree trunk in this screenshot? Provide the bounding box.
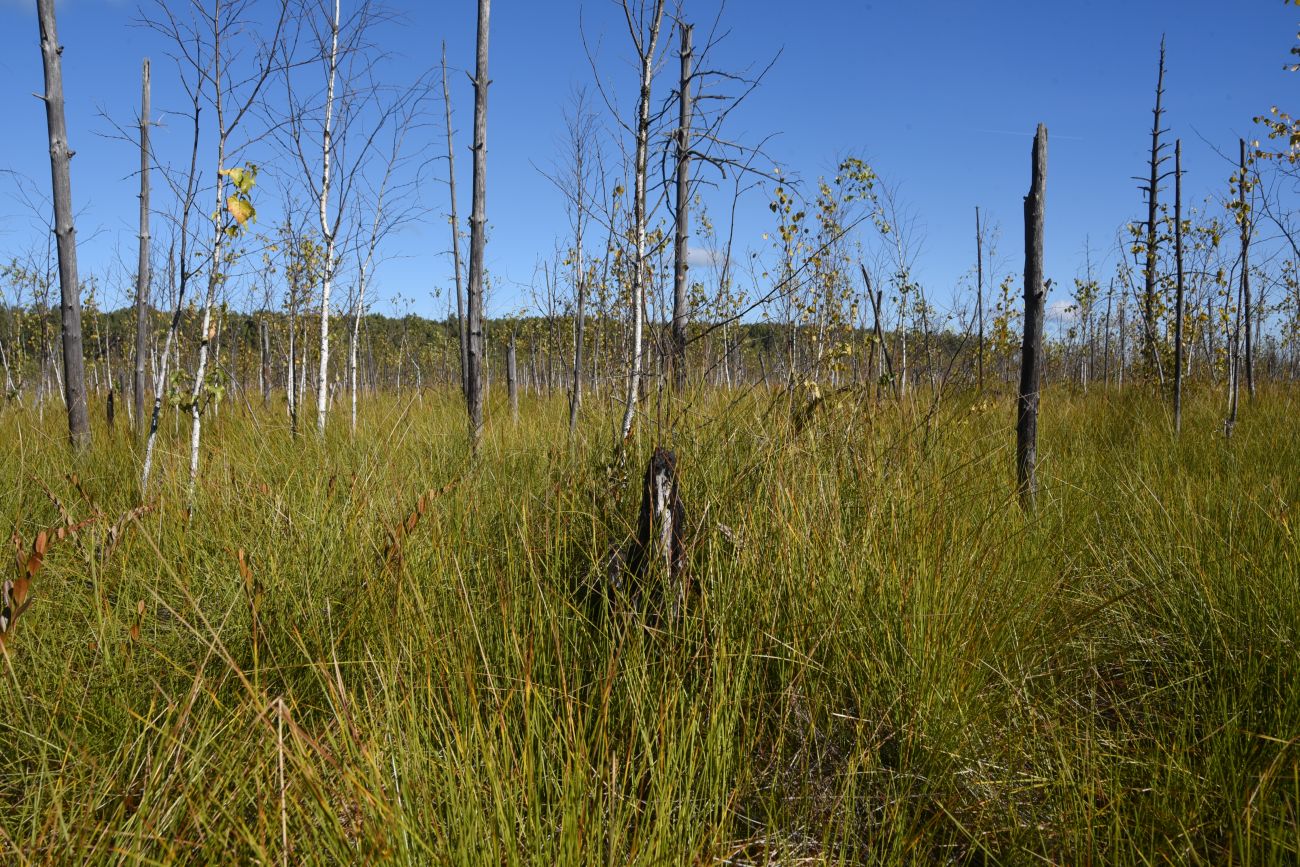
[133,58,152,437]
[1102,281,1113,387]
[1239,138,1255,399]
[1227,276,1243,435]
[36,0,90,450]
[669,22,693,393]
[1173,139,1186,434]
[609,446,688,618]
[260,316,270,406]
[1140,37,1168,380]
[568,161,588,438]
[569,265,587,435]
[861,265,895,398]
[506,332,518,423]
[442,42,469,400]
[975,205,984,392]
[1118,295,1128,389]
[1017,124,1048,508]
[618,0,666,444]
[465,0,490,450]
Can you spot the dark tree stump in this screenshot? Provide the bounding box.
[608,446,689,618]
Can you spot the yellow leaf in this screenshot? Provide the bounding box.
[227,196,254,226]
[220,166,256,194]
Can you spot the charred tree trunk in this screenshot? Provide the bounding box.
[133,58,152,437]
[1017,124,1048,508]
[465,0,490,450]
[36,0,90,450]
[669,23,693,393]
[609,447,689,619]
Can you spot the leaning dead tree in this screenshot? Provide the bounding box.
[35,0,90,450]
[465,0,491,450]
[1017,124,1047,508]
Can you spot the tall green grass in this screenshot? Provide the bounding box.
[0,384,1296,864]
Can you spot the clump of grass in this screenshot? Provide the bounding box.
[0,385,1296,863]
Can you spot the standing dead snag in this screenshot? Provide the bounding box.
[506,332,518,423]
[465,0,491,450]
[36,0,91,450]
[1017,124,1047,508]
[441,42,469,401]
[618,0,667,444]
[134,58,152,438]
[1139,37,1169,380]
[975,206,985,392]
[1173,140,1186,434]
[609,447,689,618]
[1238,138,1255,400]
[670,22,694,393]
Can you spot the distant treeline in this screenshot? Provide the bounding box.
[1,301,1297,410]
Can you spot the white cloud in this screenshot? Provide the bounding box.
[686,246,723,268]
[1046,298,1078,324]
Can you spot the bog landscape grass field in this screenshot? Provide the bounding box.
[1,386,1297,864]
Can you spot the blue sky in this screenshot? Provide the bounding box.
[0,0,1296,322]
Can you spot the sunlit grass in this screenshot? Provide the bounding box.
[0,383,1296,864]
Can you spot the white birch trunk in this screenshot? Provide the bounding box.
[315,0,341,435]
[618,1,665,443]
